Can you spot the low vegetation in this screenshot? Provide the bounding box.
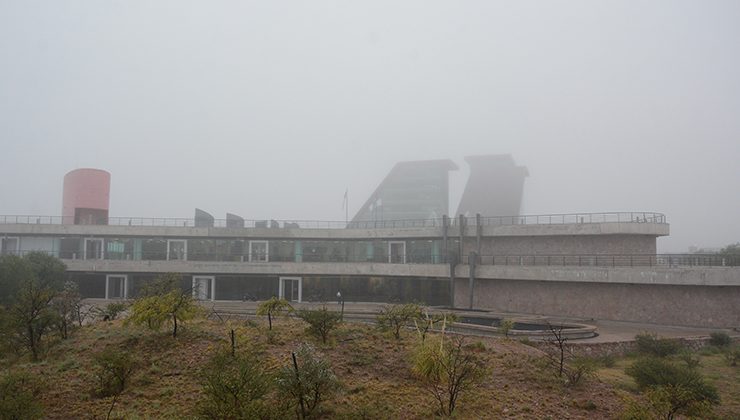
[296,307,343,344]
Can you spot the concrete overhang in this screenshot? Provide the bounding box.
[0,221,669,239]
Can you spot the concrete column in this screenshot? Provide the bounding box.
[366,242,374,261]
[476,213,482,255]
[442,215,449,263]
[294,241,302,263]
[468,251,477,309]
[432,240,440,264]
[458,214,465,262]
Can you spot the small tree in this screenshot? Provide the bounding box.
[0,370,43,420]
[411,334,486,416]
[93,348,136,398]
[1,252,66,361]
[376,303,422,339]
[415,311,457,342]
[545,322,569,378]
[126,273,201,338]
[197,349,271,419]
[625,357,720,417]
[52,281,82,339]
[255,297,294,330]
[498,318,515,338]
[297,307,342,344]
[276,343,340,419]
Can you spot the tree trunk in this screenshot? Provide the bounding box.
[172,313,178,338]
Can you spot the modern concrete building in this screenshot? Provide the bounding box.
[1,164,738,329]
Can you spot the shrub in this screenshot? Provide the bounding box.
[498,318,515,338]
[297,307,342,344]
[415,311,457,341]
[411,335,487,416]
[709,331,732,347]
[598,353,616,368]
[376,303,422,339]
[622,384,715,420]
[634,332,681,358]
[98,302,128,321]
[255,297,294,330]
[723,346,740,367]
[197,349,272,419]
[564,357,596,387]
[276,343,340,418]
[126,274,201,338]
[625,357,719,408]
[677,349,701,370]
[0,371,43,420]
[93,348,136,397]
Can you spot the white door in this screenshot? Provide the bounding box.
[106,275,127,299]
[279,277,302,302]
[192,276,214,301]
[249,240,269,262]
[388,241,406,264]
[84,238,104,260]
[167,240,187,260]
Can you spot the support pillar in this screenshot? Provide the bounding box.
[468,251,477,309]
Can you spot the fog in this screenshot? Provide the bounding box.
[1,1,738,253]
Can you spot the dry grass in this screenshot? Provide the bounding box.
[7,316,636,419]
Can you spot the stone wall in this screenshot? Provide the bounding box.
[455,278,740,328]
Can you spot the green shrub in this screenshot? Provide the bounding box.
[723,346,740,367]
[0,371,43,420]
[197,349,272,419]
[498,318,515,338]
[677,349,701,370]
[564,357,596,387]
[634,332,681,358]
[376,303,422,339]
[277,343,340,418]
[598,353,616,368]
[622,384,715,420]
[93,348,136,397]
[625,357,719,406]
[708,331,732,347]
[98,302,128,321]
[411,335,487,416]
[297,307,342,344]
[255,297,293,331]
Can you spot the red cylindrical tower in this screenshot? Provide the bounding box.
[62,168,111,225]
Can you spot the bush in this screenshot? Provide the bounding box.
[411,335,487,416]
[197,349,272,419]
[723,346,740,367]
[709,331,732,347]
[94,348,136,397]
[622,384,715,420]
[276,343,340,418]
[415,311,457,341]
[255,297,294,331]
[0,371,43,420]
[297,307,342,344]
[376,303,422,339]
[625,357,719,407]
[126,274,201,338]
[564,357,596,387]
[498,318,515,338]
[98,302,128,321]
[634,332,681,358]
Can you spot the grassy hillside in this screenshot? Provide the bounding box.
[3,315,737,419]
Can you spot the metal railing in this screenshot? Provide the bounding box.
[0,211,666,229]
[3,249,734,268]
[461,253,738,268]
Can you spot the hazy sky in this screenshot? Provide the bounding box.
[1,1,739,252]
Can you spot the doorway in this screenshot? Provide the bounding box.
[388,241,406,264]
[84,238,104,260]
[279,276,302,302]
[192,276,214,301]
[105,274,127,299]
[167,240,187,261]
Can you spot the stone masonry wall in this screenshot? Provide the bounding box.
[455,278,740,328]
